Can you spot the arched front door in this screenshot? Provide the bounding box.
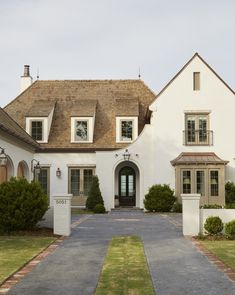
[119,166,136,206]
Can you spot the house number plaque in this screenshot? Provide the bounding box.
[56,200,67,205]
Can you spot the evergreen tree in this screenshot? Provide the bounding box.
[86,175,104,210]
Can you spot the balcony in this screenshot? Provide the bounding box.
[183,130,213,146]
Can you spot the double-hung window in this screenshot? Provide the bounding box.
[71,117,94,143]
[35,167,50,197]
[116,117,138,143]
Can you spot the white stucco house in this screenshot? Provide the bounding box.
[1,53,234,211]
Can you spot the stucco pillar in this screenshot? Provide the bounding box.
[53,194,72,236]
[181,194,201,236]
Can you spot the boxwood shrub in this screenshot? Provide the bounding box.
[225,220,235,238]
[204,216,223,235]
[93,203,106,213]
[0,177,48,233]
[144,184,175,212]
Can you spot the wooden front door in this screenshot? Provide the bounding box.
[119,166,136,206]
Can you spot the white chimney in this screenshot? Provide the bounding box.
[20,65,33,93]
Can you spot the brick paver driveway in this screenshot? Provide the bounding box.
[8,212,235,295]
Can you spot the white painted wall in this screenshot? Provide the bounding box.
[0,135,34,181]
[36,152,96,206]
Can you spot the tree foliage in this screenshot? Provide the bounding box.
[86,175,104,210]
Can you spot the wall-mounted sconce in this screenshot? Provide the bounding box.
[0,147,8,166]
[31,159,41,174]
[56,168,61,177]
[123,149,131,161]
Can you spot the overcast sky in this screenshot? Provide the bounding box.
[0,0,234,107]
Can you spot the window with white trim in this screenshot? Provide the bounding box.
[71,117,94,143]
[116,117,138,143]
[26,117,48,143]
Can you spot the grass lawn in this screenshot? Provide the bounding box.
[0,236,56,284]
[201,240,235,270]
[71,208,93,215]
[95,236,155,295]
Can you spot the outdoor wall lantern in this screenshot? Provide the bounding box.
[0,147,8,166]
[31,159,41,174]
[56,168,61,177]
[123,149,131,161]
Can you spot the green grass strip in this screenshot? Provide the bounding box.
[0,236,56,284]
[95,236,155,295]
[201,240,235,270]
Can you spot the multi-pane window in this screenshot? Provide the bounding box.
[185,114,209,145]
[196,170,205,196]
[210,170,219,196]
[182,170,191,193]
[121,120,133,141]
[31,121,43,141]
[35,167,50,196]
[69,167,95,196]
[75,120,88,141]
[193,72,200,91]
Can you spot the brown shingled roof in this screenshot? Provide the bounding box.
[171,152,229,166]
[26,100,56,117]
[4,79,155,150]
[0,108,40,150]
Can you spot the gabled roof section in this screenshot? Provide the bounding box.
[116,98,139,116]
[26,100,56,117]
[171,152,229,166]
[4,79,155,150]
[153,53,234,101]
[0,108,40,150]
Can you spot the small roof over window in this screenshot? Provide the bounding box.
[171,152,229,166]
[70,99,97,117]
[26,100,56,117]
[116,99,139,116]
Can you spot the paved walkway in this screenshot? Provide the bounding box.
[8,212,235,295]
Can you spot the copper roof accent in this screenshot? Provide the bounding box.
[26,100,56,117]
[115,98,139,116]
[70,99,97,117]
[4,80,155,149]
[171,152,229,166]
[0,108,40,150]
[153,53,234,101]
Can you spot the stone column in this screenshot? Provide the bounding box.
[53,194,72,236]
[181,194,200,236]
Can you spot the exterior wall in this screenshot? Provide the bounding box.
[148,56,234,202]
[0,134,34,181]
[200,209,235,233]
[35,153,96,206]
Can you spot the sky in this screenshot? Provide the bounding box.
[0,0,234,107]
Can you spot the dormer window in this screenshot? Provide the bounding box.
[26,117,48,143]
[116,117,138,143]
[71,117,94,143]
[31,120,43,141]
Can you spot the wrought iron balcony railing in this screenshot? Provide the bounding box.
[183,130,213,146]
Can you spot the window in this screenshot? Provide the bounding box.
[35,167,50,196]
[68,167,95,196]
[182,170,191,194]
[193,72,200,91]
[31,121,43,141]
[71,117,94,143]
[184,113,212,145]
[116,117,138,143]
[210,170,219,196]
[196,170,205,196]
[26,117,48,143]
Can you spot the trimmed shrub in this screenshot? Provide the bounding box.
[201,204,222,209]
[172,202,182,213]
[0,177,48,233]
[204,216,223,235]
[225,220,235,238]
[94,203,106,213]
[144,184,176,212]
[225,181,235,204]
[224,203,235,209]
[86,176,104,210]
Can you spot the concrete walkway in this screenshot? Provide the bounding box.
[8,212,235,295]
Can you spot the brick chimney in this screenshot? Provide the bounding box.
[20,65,33,93]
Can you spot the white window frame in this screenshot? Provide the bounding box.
[26,117,48,143]
[71,117,94,143]
[116,116,138,143]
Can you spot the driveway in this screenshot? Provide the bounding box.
[8,212,235,295]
